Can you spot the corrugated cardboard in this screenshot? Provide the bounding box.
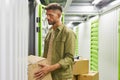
[28,55,52,80]
[73,75,79,80]
[79,71,99,80]
[73,59,89,75]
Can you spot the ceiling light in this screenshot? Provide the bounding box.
[92,0,102,5]
[109,0,120,6]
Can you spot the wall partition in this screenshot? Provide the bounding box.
[0,0,29,80]
[118,10,120,80]
[77,22,91,59]
[99,9,118,80]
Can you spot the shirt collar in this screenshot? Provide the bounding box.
[49,24,64,32]
[57,24,64,31]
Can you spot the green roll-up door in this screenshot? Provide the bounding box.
[75,27,79,57]
[62,13,65,24]
[90,19,99,71]
[38,4,46,56]
[38,4,43,56]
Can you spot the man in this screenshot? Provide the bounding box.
[34,3,76,80]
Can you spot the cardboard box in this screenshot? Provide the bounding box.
[79,71,99,80]
[73,75,79,80]
[28,55,52,80]
[73,59,89,75]
[72,76,76,80]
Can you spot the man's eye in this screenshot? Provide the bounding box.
[49,14,53,16]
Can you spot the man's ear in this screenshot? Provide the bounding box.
[58,12,62,18]
[55,10,62,18]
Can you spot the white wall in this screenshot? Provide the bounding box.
[0,0,29,80]
[78,22,91,59]
[78,8,118,80]
[99,9,118,80]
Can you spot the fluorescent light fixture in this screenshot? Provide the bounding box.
[109,0,120,6]
[92,0,102,5]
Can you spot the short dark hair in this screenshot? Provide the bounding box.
[45,3,62,12]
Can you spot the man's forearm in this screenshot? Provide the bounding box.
[48,63,61,72]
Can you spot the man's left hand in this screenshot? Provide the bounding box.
[34,64,50,80]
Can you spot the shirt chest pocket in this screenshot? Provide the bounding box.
[55,37,66,58]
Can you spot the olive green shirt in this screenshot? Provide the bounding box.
[43,24,76,80]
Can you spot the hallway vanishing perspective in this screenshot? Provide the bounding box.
[0,0,120,80]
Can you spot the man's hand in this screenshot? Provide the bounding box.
[34,63,61,80]
[34,64,50,80]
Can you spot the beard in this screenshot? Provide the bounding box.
[48,20,56,25]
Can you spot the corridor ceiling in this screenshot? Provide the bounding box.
[40,0,115,25]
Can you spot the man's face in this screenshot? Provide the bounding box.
[46,10,59,25]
